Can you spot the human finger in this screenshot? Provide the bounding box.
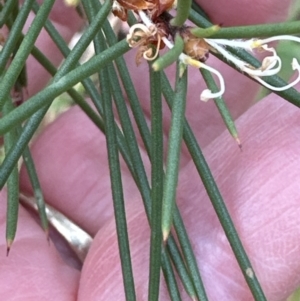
[77,91,300,300]
[195,0,292,26]
[0,189,80,300]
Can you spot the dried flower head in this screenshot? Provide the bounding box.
[113,0,174,21]
[178,28,213,62]
[126,20,169,64]
[118,4,300,101]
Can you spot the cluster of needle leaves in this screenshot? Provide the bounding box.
[0,0,300,301]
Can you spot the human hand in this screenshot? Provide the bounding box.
[2,0,300,300]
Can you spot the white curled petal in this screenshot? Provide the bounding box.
[128,24,151,36]
[254,58,300,91]
[199,64,225,101]
[206,38,284,77]
[259,35,300,45]
[245,56,282,77]
[206,38,254,51]
[206,39,244,67]
[200,89,214,102]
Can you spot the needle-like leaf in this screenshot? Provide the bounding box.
[162,64,188,241]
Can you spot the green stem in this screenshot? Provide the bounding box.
[100,14,191,299]
[98,10,189,298]
[0,35,110,190]
[30,44,106,131]
[191,1,208,19]
[190,25,220,38]
[33,1,136,176]
[31,1,105,116]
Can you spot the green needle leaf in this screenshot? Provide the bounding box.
[167,237,197,299]
[161,250,182,301]
[161,67,266,300]
[149,63,163,301]
[190,25,220,38]
[103,67,137,301]
[161,73,208,301]
[0,0,35,75]
[162,64,188,242]
[152,34,184,72]
[0,0,55,111]
[22,148,49,236]
[0,39,130,137]
[200,69,240,146]
[3,99,19,255]
[182,122,267,301]
[204,21,300,39]
[171,0,192,27]
[0,0,18,27]
[173,208,208,301]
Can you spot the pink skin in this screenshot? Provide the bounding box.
[1,0,299,300]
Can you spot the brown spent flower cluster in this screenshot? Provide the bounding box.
[114,0,213,65]
[113,0,174,21]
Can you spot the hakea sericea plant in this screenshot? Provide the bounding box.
[113,0,300,102]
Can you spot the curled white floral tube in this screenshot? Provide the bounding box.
[206,38,255,51]
[253,58,300,91]
[253,35,300,47]
[179,53,225,101]
[128,23,153,37]
[206,39,282,77]
[137,11,300,99]
[206,36,300,91]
